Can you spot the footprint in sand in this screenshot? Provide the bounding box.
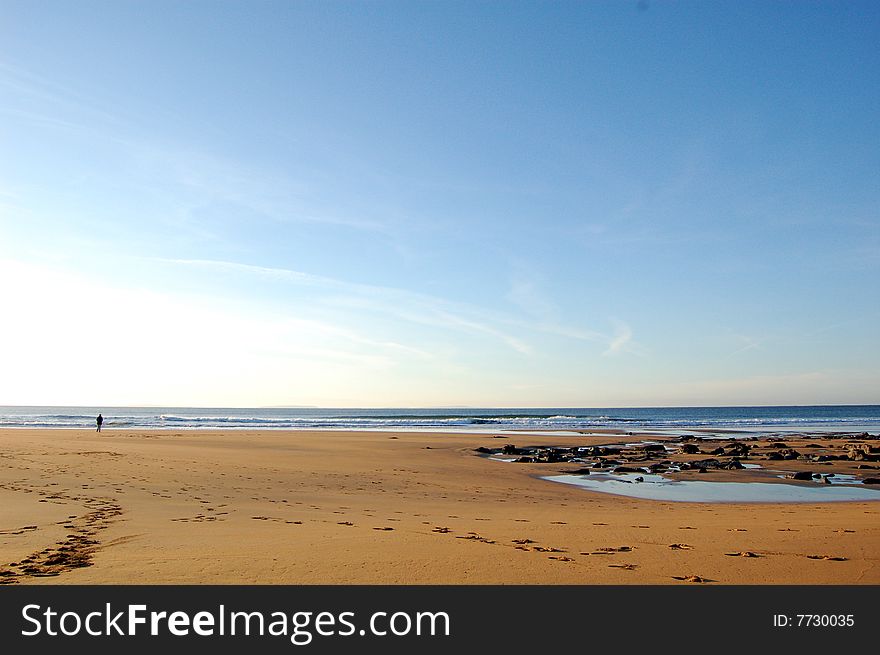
[511,538,535,544]
[672,575,711,583]
[550,521,567,525]
[0,525,38,536]
[533,546,565,553]
[373,527,394,531]
[455,533,495,544]
[679,526,697,530]
[594,546,633,553]
[431,526,451,533]
[337,522,354,526]
[724,551,760,557]
[608,563,638,570]
[668,543,693,550]
[806,554,848,561]
[548,556,574,562]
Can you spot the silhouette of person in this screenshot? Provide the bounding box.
[96,413,104,432]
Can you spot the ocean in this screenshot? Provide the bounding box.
[0,405,878,433]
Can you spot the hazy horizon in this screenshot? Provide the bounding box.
[1,1,878,407]
[2,402,878,412]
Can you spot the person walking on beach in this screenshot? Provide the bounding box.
[96,413,104,432]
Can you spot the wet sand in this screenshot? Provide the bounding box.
[1,428,878,584]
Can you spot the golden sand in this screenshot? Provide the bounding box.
[1,428,877,584]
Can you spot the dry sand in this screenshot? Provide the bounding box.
[1,428,877,584]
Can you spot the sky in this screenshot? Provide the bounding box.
[0,0,878,408]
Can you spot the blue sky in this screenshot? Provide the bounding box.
[1,0,877,407]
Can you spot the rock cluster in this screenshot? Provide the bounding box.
[474,432,880,486]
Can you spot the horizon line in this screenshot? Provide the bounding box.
[0,403,878,410]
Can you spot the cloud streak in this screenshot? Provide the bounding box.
[726,334,764,358]
[160,257,634,358]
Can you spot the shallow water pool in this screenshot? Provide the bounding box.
[544,472,880,503]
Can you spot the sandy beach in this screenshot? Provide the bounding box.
[1,427,878,585]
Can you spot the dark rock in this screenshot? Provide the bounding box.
[502,444,519,455]
[634,476,644,482]
[862,478,880,484]
[767,452,783,460]
[514,456,535,463]
[614,466,644,473]
[679,444,701,454]
[846,444,880,461]
[725,443,751,456]
[642,444,666,454]
[710,447,725,455]
[786,471,814,481]
[724,458,744,470]
[474,447,495,454]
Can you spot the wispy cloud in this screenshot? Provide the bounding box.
[161,257,644,359]
[0,60,126,129]
[504,266,638,354]
[1,60,399,241]
[603,319,645,357]
[727,333,764,358]
[126,143,394,234]
[161,257,533,354]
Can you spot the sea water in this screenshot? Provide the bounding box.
[0,405,878,432]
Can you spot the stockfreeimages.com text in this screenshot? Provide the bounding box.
[22,603,450,645]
